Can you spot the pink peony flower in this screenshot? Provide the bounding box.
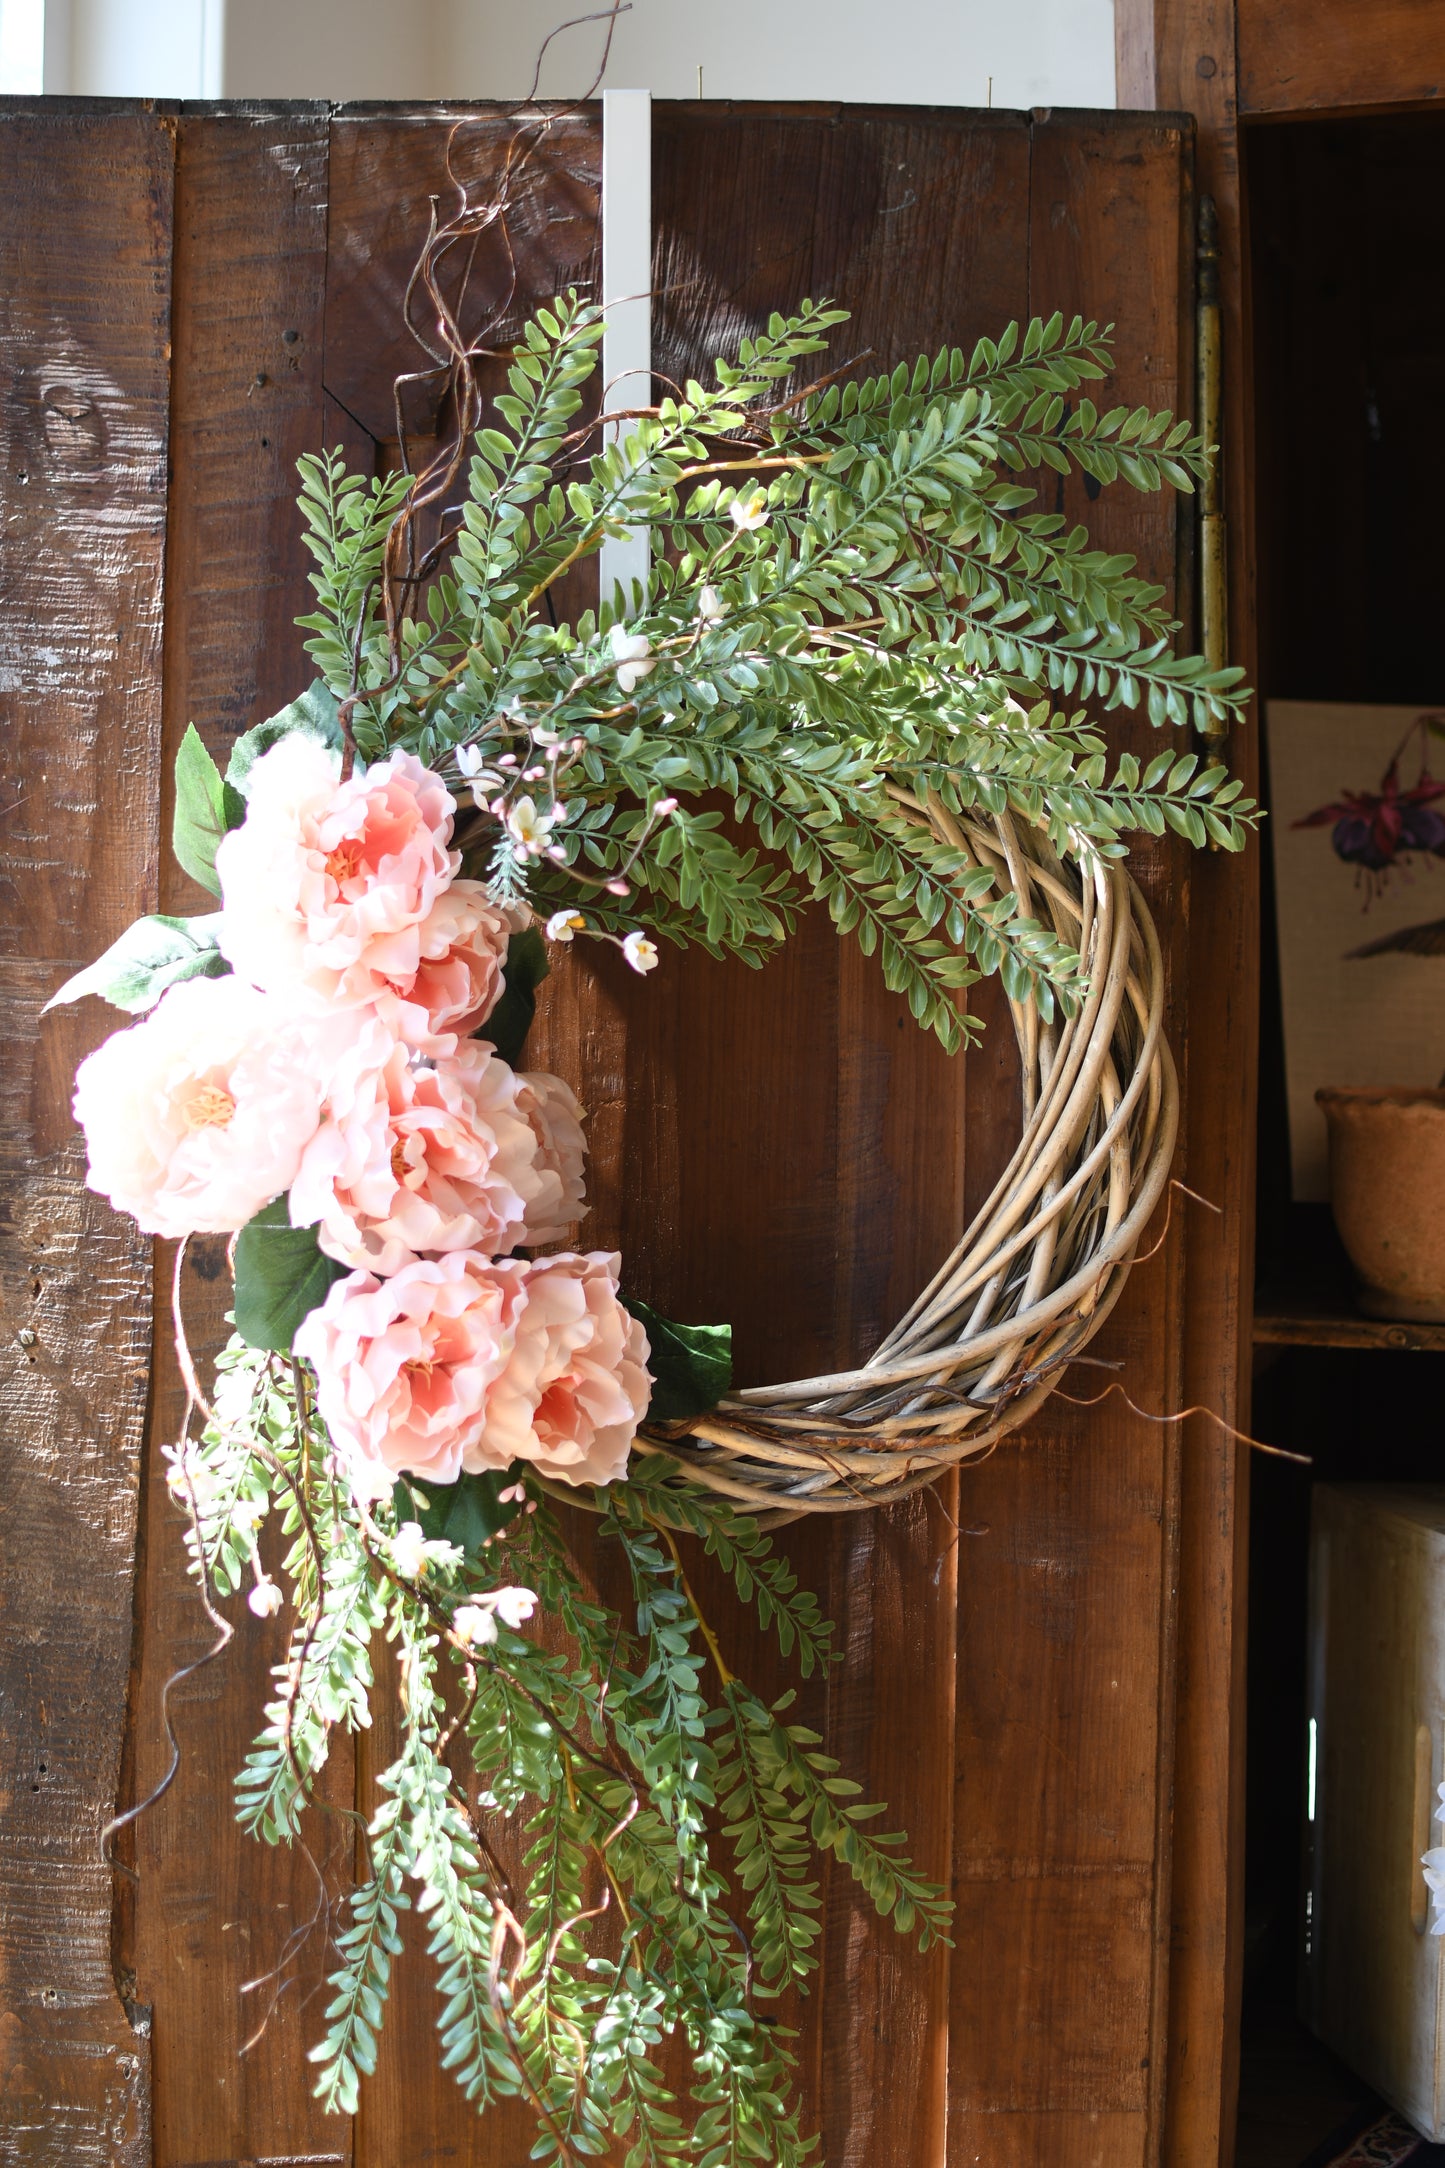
[512,1071,589,1246]
[296,1249,650,1499]
[483,1251,650,1488]
[217,736,469,1016]
[379,881,514,1050]
[292,1035,548,1277]
[294,1252,525,1498]
[73,974,325,1236]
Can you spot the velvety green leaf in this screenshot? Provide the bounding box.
[233,1198,345,1353]
[482,928,550,1068]
[42,912,228,1015]
[398,1466,526,1556]
[226,680,342,798]
[624,1294,733,1421]
[173,724,245,895]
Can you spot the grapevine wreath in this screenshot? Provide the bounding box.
[54,187,1252,2164]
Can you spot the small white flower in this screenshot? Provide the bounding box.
[697,584,726,624]
[1426,1846,1445,1933]
[492,1585,539,1630]
[389,1521,431,1580]
[546,910,586,943]
[452,1602,499,1647]
[616,657,654,697]
[609,624,656,697]
[506,796,557,856]
[164,1448,214,1507]
[248,1576,283,1618]
[387,1521,463,1582]
[498,1482,528,1504]
[729,488,769,532]
[231,1497,267,1532]
[622,930,659,975]
[455,741,502,809]
[652,796,679,819]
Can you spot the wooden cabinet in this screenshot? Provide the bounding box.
[1122,4,1445,2165]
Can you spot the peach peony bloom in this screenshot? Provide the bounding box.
[484,1251,650,1488]
[512,1071,589,1246]
[296,1249,649,1498]
[292,1036,549,1277]
[294,1252,526,1497]
[217,735,461,1009]
[381,880,514,1050]
[73,974,325,1237]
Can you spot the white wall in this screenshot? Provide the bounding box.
[39,0,222,94]
[437,0,1116,112]
[0,0,42,91]
[223,0,439,101]
[31,0,1117,108]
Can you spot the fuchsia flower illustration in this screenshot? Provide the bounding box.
[1294,715,1445,893]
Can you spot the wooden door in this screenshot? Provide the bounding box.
[1,96,1213,2168]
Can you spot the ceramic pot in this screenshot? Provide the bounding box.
[1317,1086,1445,1321]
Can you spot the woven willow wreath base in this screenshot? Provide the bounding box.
[616,798,1178,1525]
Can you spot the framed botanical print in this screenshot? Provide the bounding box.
[1268,700,1445,1199]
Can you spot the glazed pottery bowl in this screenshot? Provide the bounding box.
[1317,1086,1445,1321]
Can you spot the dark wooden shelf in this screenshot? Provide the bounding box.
[1254,1287,1445,1353]
[1254,1202,1445,1351]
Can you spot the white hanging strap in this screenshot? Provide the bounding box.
[599,88,652,614]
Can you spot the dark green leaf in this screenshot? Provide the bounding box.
[42,912,228,1015]
[624,1294,733,1421]
[233,1198,345,1353]
[174,724,245,895]
[397,1466,527,1556]
[482,928,550,1068]
[226,680,342,798]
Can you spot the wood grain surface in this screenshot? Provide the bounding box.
[1120,11,1262,2166]
[1237,0,1445,115]
[942,111,1193,2168]
[0,104,174,2168]
[120,110,349,2168]
[326,105,602,447]
[3,95,1214,2168]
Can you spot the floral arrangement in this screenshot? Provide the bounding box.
[56,292,1253,2164]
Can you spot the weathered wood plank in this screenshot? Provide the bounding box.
[325,105,601,447]
[122,108,345,2168]
[950,2109,1151,2167]
[947,109,1193,2168]
[0,102,175,2168]
[1119,14,1259,2164]
[1236,0,1445,114]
